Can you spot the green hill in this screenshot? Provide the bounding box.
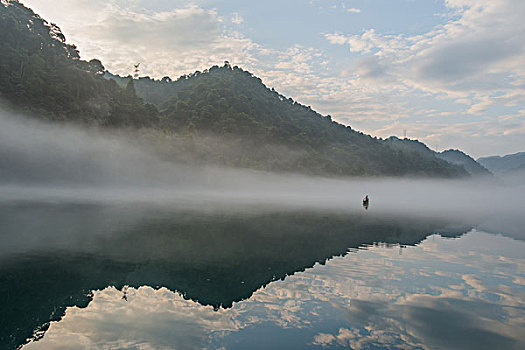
[385,137,491,177]
[106,67,468,177]
[0,0,469,178]
[0,0,158,126]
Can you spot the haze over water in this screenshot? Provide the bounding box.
[2,0,525,347]
[1,202,524,350]
[1,111,524,349]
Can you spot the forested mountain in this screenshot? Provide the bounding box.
[384,137,436,157]
[0,0,157,126]
[0,0,470,178]
[437,149,492,177]
[105,68,469,177]
[478,152,525,174]
[385,137,491,177]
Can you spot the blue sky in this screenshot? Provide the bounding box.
[21,0,525,158]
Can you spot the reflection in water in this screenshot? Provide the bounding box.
[0,202,523,349]
[22,232,525,350]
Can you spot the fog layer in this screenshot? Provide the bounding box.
[0,111,524,238]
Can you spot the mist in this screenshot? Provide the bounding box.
[1,110,524,238]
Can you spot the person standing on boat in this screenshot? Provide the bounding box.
[363,195,369,210]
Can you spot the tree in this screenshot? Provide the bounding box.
[88,59,104,75]
[125,78,136,97]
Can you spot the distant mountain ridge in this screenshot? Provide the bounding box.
[0,1,473,178]
[385,137,492,177]
[437,149,492,177]
[477,152,525,174]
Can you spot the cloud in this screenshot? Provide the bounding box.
[231,12,244,24]
[22,1,262,78]
[321,0,525,154]
[326,0,525,98]
[353,56,396,83]
[413,37,521,86]
[324,32,348,45]
[347,8,361,14]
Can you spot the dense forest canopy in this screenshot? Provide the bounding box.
[0,0,471,178]
[0,0,158,126]
[105,67,468,176]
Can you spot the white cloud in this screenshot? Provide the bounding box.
[22,1,261,78]
[321,0,525,155]
[347,8,361,13]
[231,12,244,24]
[326,0,525,99]
[324,32,349,45]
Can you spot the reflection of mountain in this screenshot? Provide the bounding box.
[0,203,471,349]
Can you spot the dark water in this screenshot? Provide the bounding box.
[0,201,524,349]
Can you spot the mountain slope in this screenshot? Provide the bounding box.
[384,137,490,177]
[477,152,525,174]
[1,1,468,178]
[107,67,468,177]
[0,0,158,126]
[437,149,492,177]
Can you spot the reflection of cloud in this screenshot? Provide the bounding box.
[303,232,525,349]
[24,287,238,349]
[23,232,525,349]
[339,296,521,350]
[313,332,336,346]
[463,274,487,292]
[314,327,422,350]
[255,231,525,349]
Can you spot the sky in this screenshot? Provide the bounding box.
[19,0,525,158]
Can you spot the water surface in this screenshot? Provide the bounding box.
[0,201,523,349]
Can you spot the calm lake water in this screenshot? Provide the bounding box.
[0,200,524,349]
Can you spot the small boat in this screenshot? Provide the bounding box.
[362,195,369,209]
